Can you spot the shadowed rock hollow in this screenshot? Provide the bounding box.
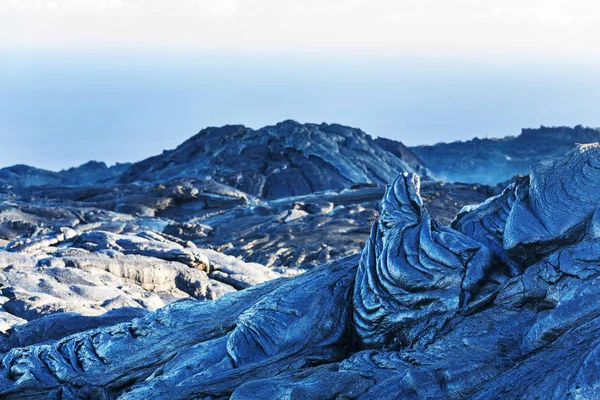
[2,144,600,399]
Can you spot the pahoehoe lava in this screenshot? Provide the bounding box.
[2,143,600,398]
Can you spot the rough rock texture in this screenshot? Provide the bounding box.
[0,176,491,270]
[58,161,132,185]
[2,121,430,203]
[0,179,485,331]
[2,144,599,399]
[353,173,496,349]
[0,307,150,353]
[0,151,487,333]
[0,227,297,333]
[374,136,428,176]
[1,177,252,228]
[411,125,600,184]
[0,121,485,274]
[0,162,130,188]
[119,120,432,198]
[194,181,492,269]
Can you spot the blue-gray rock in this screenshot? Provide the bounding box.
[119,120,431,199]
[411,125,600,184]
[0,161,130,188]
[2,144,600,399]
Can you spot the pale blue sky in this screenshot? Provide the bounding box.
[0,1,599,170]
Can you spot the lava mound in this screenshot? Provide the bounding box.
[3,144,600,399]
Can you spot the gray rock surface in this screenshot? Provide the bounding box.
[0,121,485,274]
[0,227,297,333]
[1,144,599,399]
[0,121,495,346]
[0,176,491,271]
[1,177,252,227]
[0,307,150,353]
[194,181,492,269]
[353,173,496,349]
[119,120,432,198]
[411,125,600,184]
[0,161,130,188]
[374,136,428,176]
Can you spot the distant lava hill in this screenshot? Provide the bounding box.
[119,120,431,199]
[0,161,130,188]
[410,125,600,184]
[3,122,597,192]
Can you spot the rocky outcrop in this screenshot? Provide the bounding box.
[0,120,446,273]
[0,165,72,188]
[2,144,599,399]
[353,173,496,349]
[0,227,298,333]
[119,120,431,199]
[59,161,131,185]
[411,125,600,184]
[2,122,429,199]
[0,307,150,353]
[2,177,252,224]
[374,136,428,176]
[193,181,492,269]
[0,175,491,270]
[0,162,130,188]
